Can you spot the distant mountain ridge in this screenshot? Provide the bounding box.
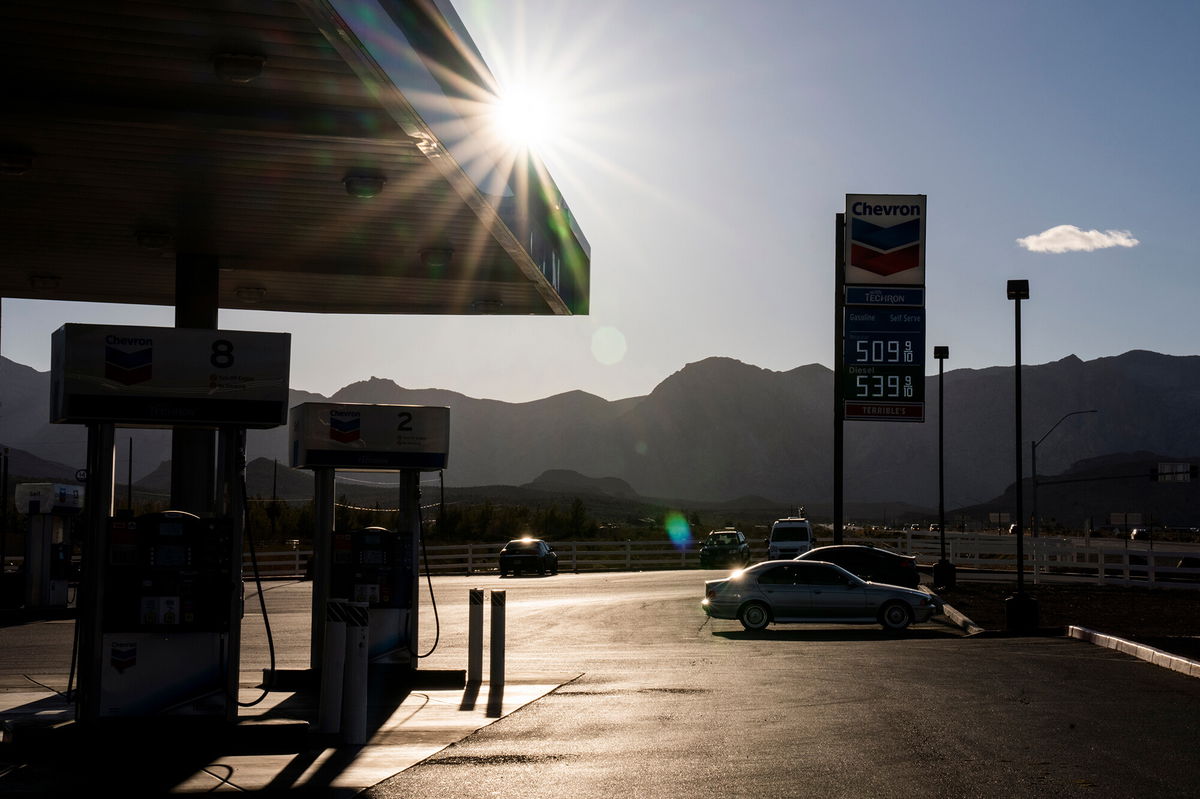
[4,350,1200,508]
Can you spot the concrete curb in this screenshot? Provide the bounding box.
[1068,626,1200,679]
[921,586,985,636]
[937,602,986,636]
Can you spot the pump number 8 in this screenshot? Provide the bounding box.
[211,339,235,368]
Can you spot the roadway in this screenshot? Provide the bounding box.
[375,570,1200,798]
[4,570,1200,797]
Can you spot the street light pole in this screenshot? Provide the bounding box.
[1032,409,1098,537]
[933,346,954,588]
[1005,279,1038,632]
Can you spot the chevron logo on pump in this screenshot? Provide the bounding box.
[104,335,153,385]
[110,641,137,673]
[329,410,361,443]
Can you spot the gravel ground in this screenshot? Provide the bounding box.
[935,579,1200,659]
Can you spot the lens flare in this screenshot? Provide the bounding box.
[591,326,627,365]
[665,511,692,550]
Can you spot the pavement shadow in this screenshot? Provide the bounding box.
[1,717,307,795]
[486,683,504,718]
[0,665,468,796]
[459,679,481,711]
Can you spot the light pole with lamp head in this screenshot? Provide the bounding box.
[1005,279,1038,632]
[1032,409,1098,537]
[932,346,955,588]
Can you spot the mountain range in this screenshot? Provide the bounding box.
[3,350,1200,511]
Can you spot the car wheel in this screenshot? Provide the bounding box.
[879,601,914,632]
[738,602,771,631]
[500,569,508,578]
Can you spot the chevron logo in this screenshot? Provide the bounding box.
[849,218,922,277]
[104,345,153,385]
[329,410,361,443]
[110,641,137,673]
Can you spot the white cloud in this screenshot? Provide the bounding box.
[1016,225,1140,254]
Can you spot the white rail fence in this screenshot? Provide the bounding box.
[238,533,1200,588]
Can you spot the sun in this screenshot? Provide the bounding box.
[489,82,563,152]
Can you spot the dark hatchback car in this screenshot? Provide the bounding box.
[499,538,558,577]
[794,544,920,588]
[699,530,751,568]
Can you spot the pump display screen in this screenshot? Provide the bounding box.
[158,521,184,536]
[154,545,188,567]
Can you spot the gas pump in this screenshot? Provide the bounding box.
[96,510,238,718]
[14,482,82,609]
[50,323,290,725]
[290,402,450,673]
[330,526,417,660]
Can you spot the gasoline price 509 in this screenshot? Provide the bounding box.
[854,338,914,364]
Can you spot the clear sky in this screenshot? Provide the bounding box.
[3,0,1198,402]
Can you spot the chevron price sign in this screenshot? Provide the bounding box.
[841,194,927,422]
[844,195,926,286]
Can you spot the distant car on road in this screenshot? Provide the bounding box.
[1130,527,1151,541]
[766,517,814,559]
[701,559,942,632]
[699,529,751,568]
[794,544,920,589]
[499,538,558,577]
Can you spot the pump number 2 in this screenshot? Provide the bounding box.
[397,412,413,431]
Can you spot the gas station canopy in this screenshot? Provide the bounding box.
[0,0,590,316]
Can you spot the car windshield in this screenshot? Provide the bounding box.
[708,534,739,545]
[771,527,809,542]
[505,540,538,551]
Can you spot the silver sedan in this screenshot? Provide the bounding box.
[702,560,942,632]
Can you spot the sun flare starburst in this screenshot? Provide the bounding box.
[490,84,562,152]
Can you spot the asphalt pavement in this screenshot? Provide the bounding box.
[3,571,1200,797]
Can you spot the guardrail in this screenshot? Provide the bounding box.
[421,540,722,575]
[239,534,1198,587]
[11,533,1197,587]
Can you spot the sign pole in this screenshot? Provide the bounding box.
[833,213,845,545]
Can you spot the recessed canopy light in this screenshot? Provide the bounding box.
[343,173,386,199]
[420,248,454,270]
[214,53,266,84]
